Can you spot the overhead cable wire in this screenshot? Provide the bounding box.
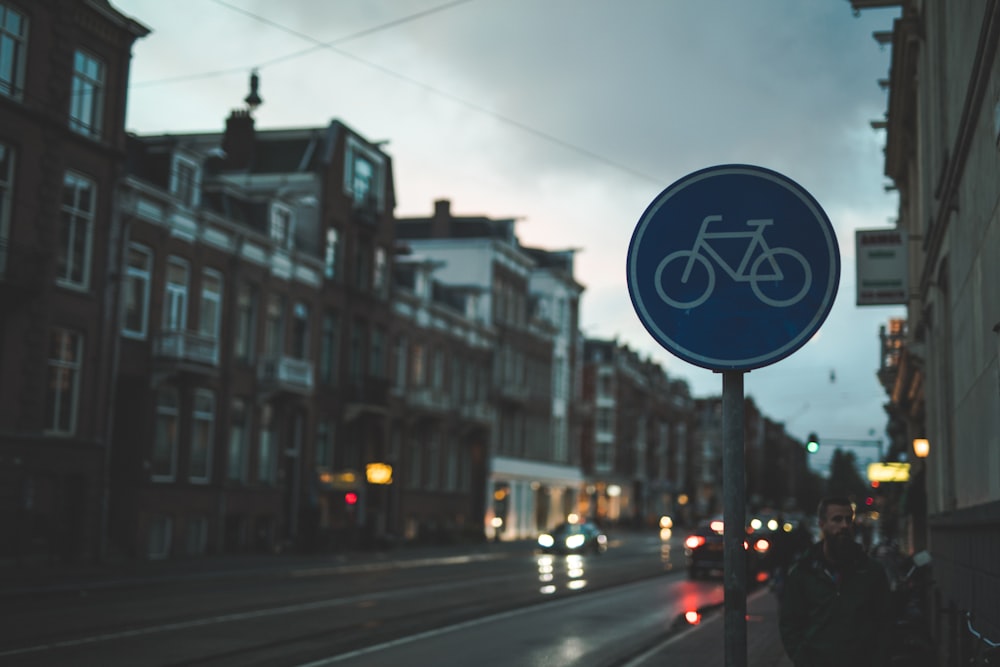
[135,1,664,186]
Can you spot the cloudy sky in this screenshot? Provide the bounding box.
[114,0,904,464]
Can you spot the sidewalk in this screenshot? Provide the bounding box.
[626,588,794,667]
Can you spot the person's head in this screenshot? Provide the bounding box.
[817,496,855,561]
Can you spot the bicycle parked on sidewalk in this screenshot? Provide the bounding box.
[966,611,1000,665]
[878,548,936,667]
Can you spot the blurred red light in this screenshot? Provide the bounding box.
[684,610,701,625]
[345,492,358,505]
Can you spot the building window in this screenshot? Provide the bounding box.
[444,440,458,491]
[354,237,371,292]
[199,270,223,339]
[427,433,440,490]
[348,320,364,385]
[320,310,339,386]
[392,335,407,393]
[147,516,172,560]
[407,437,421,489]
[431,348,444,390]
[352,153,374,207]
[122,243,152,338]
[234,283,257,362]
[0,3,27,99]
[0,141,14,276]
[373,246,388,298]
[324,227,339,280]
[190,389,215,483]
[411,342,426,387]
[264,294,285,359]
[316,421,334,469]
[171,154,200,208]
[57,171,95,289]
[163,257,189,331]
[258,404,276,485]
[270,203,293,249]
[227,398,248,483]
[370,326,386,380]
[291,302,309,360]
[185,516,207,555]
[45,328,82,434]
[152,386,179,481]
[69,50,104,138]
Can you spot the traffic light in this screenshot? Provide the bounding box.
[344,491,358,506]
[806,432,820,454]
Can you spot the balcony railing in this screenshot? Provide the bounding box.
[154,330,220,368]
[458,402,495,424]
[408,387,452,413]
[492,381,529,403]
[258,356,315,395]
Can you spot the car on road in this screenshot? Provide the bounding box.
[537,521,608,555]
[684,516,772,580]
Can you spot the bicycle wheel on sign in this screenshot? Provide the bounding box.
[654,250,714,309]
[750,247,811,307]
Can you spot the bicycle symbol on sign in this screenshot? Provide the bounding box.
[654,215,812,309]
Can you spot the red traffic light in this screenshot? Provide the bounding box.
[865,496,874,506]
[345,492,358,505]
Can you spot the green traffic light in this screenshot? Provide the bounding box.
[806,432,819,453]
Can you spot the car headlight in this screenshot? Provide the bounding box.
[659,515,673,529]
[538,534,555,548]
[565,534,586,549]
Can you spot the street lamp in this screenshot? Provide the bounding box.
[912,438,930,459]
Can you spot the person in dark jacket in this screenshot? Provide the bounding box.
[778,496,891,667]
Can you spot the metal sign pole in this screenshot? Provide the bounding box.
[723,370,747,667]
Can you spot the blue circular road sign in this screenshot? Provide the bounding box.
[626,164,840,371]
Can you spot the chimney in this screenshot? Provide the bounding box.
[432,199,451,238]
[222,109,255,170]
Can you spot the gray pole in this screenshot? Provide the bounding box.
[723,370,747,667]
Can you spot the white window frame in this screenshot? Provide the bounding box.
[189,389,215,483]
[69,49,104,138]
[152,386,179,482]
[122,243,152,339]
[57,171,95,289]
[0,3,27,100]
[163,256,189,332]
[0,141,14,276]
[270,202,294,249]
[170,153,201,208]
[45,328,82,435]
[199,269,223,340]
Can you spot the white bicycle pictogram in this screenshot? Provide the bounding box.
[654,215,812,309]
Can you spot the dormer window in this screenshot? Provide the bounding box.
[270,202,294,249]
[170,153,201,208]
[344,136,385,215]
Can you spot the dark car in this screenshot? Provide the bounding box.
[684,516,772,580]
[537,521,608,555]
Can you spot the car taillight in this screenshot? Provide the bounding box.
[685,535,706,549]
[754,538,770,553]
